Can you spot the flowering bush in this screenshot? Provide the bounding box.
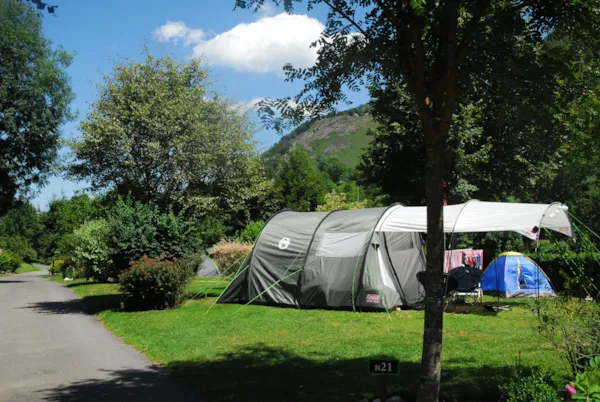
[118,256,194,310]
[52,257,80,279]
[211,241,252,276]
[49,259,64,275]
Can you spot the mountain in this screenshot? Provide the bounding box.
[263,104,377,168]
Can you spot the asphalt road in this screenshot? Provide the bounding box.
[0,267,201,402]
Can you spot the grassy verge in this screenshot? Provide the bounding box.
[16,263,40,274]
[44,275,564,402]
[1,263,40,276]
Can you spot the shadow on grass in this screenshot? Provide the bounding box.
[28,288,207,315]
[39,344,514,402]
[62,281,103,288]
[164,345,514,402]
[481,298,541,308]
[40,365,202,402]
[24,294,122,315]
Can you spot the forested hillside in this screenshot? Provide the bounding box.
[264,104,376,168]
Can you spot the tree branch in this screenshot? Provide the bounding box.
[321,0,371,40]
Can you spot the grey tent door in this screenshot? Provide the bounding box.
[220,211,328,306]
[299,208,388,308]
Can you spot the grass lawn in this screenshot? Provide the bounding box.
[44,275,566,402]
[16,263,40,274]
[1,263,40,276]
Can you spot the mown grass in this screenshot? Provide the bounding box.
[16,263,40,274]
[44,275,565,402]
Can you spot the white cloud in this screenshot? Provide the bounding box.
[153,21,205,46]
[193,13,323,74]
[237,97,267,113]
[256,2,276,17]
[154,13,324,75]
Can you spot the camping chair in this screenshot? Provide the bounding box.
[447,265,484,304]
[417,266,483,311]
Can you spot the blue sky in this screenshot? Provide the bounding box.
[33,0,369,209]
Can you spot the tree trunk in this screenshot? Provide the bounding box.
[416,121,446,402]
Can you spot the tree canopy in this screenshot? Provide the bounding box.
[36,194,97,260]
[69,51,272,226]
[0,0,73,212]
[274,148,328,211]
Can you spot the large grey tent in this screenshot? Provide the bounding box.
[218,207,426,310]
[218,201,574,310]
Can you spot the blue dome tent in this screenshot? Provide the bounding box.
[482,252,555,298]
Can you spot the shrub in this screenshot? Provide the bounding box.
[316,191,368,212]
[0,251,23,273]
[239,220,264,244]
[529,239,600,293]
[107,199,200,276]
[50,259,64,275]
[212,241,252,276]
[537,296,600,376]
[197,216,226,248]
[61,258,77,279]
[19,247,38,263]
[177,253,205,277]
[72,219,113,281]
[0,236,37,263]
[573,356,600,401]
[118,256,194,310]
[51,257,81,279]
[500,365,560,402]
[55,233,79,260]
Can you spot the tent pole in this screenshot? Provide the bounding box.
[351,255,361,311]
[231,240,313,314]
[568,211,600,242]
[233,268,303,314]
[205,264,250,315]
[194,252,252,299]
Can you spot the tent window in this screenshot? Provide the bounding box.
[383,232,415,252]
[377,249,396,288]
[315,232,370,258]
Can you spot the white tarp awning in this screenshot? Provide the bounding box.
[376,200,572,240]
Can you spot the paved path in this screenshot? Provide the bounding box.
[0,269,201,402]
